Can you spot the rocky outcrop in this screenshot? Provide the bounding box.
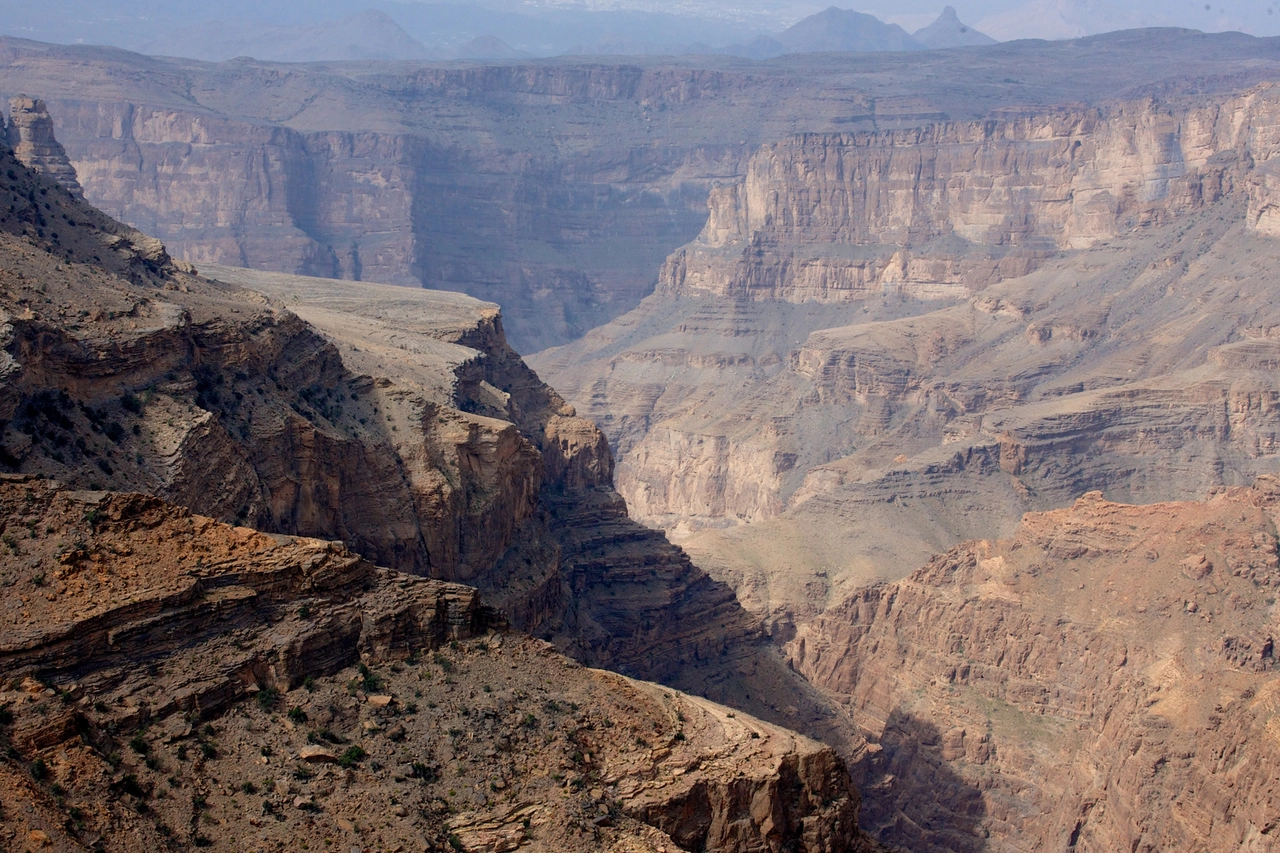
[0,139,866,781]
[5,96,82,197]
[0,475,872,853]
[202,267,866,757]
[787,480,1280,853]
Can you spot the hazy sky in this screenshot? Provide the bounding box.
[540,0,1280,37]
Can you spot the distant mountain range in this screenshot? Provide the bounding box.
[0,2,999,62]
[2,0,1258,63]
[724,5,995,58]
[139,10,438,62]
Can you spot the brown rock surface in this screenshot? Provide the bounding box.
[788,479,1280,853]
[0,129,869,797]
[0,475,873,853]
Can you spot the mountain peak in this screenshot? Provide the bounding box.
[777,7,924,53]
[913,5,998,47]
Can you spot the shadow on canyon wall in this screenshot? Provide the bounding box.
[857,710,989,853]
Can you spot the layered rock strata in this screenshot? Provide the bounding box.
[0,137,545,580]
[0,475,872,853]
[0,135,861,773]
[787,479,1280,853]
[536,83,1280,630]
[4,96,82,198]
[657,87,1280,304]
[202,266,866,756]
[5,31,1280,349]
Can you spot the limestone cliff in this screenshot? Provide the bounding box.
[536,84,1280,633]
[4,96,82,198]
[787,480,1280,853]
[5,31,1280,350]
[658,90,1278,303]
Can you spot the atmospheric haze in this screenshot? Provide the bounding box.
[1,0,1278,63]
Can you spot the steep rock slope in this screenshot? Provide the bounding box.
[196,265,864,755]
[535,83,1280,628]
[5,31,1280,349]
[787,479,1280,853]
[0,132,551,581]
[0,132,862,761]
[0,475,873,853]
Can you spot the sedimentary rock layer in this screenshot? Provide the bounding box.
[787,480,1280,853]
[5,30,1280,348]
[0,476,872,853]
[659,88,1280,302]
[0,138,857,765]
[4,96,82,197]
[536,84,1280,629]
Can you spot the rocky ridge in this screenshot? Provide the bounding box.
[786,479,1280,853]
[0,126,878,850]
[0,115,834,716]
[0,475,871,853]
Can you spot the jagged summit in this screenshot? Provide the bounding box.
[912,6,998,48]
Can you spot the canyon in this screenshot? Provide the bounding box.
[0,108,876,851]
[3,30,1280,351]
[7,25,1280,853]
[535,82,1280,631]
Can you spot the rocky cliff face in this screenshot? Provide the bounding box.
[0,132,867,789]
[0,136,546,580]
[787,480,1280,853]
[5,31,1280,350]
[659,90,1277,304]
[0,475,873,853]
[0,111,885,853]
[536,83,1280,634]
[4,96,82,198]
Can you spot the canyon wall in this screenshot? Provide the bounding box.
[537,85,1280,603]
[658,89,1280,303]
[6,32,1280,350]
[787,481,1280,853]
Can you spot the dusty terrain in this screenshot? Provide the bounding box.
[4,30,1280,349]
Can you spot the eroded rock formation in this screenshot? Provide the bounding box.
[787,479,1280,853]
[5,96,82,198]
[0,475,872,853]
[0,124,866,812]
[536,83,1280,633]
